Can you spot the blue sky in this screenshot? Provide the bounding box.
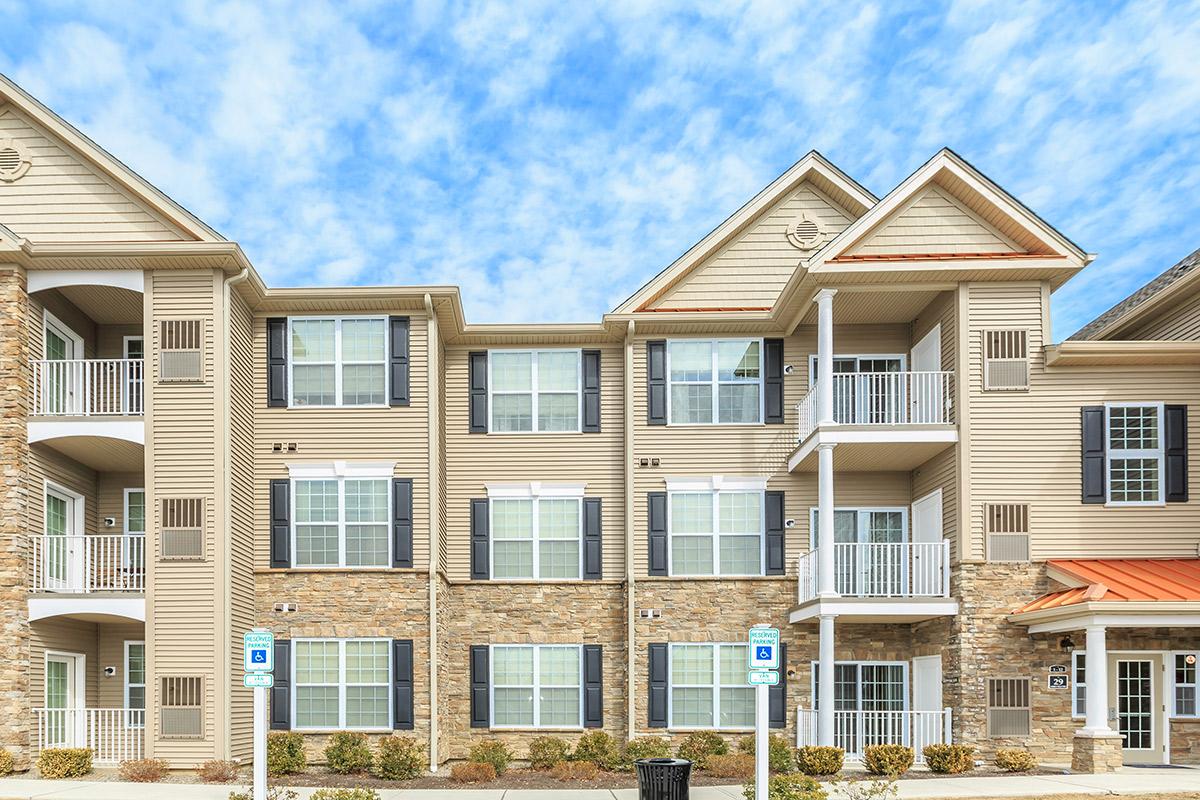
[2,1,1199,339]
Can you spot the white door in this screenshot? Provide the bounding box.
[43,316,79,414]
[45,654,81,748]
[912,655,944,752]
[44,486,83,591]
[122,336,143,414]
[911,490,943,595]
[910,325,942,423]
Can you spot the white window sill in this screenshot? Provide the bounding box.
[488,726,585,732]
[292,727,394,734]
[664,422,764,428]
[1103,502,1167,508]
[666,727,754,734]
[485,430,584,436]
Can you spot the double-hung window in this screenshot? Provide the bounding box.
[125,641,145,727]
[1175,653,1199,717]
[293,475,390,567]
[1106,403,1165,505]
[668,340,762,424]
[669,643,753,729]
[490,350,581,432]
[669,489,763,576]
[491,645,582,728]
[289,317,387,407]
[491,493,582,579]
[294,639,391,730]
[1072,651,1086,717]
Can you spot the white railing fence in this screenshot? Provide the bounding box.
[797,541,951,603]
[30,535,146,593]
[31,359,144,416]
[34,708,145,764]
[796,371,953,442]
[796,708,951,761]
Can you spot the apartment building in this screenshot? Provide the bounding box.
[2,73,1199,776]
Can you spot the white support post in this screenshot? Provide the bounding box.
[818,614,836,747]
[817,442,836,598]
[1080,624,1111,735]
[253,685,267,800]
[816,288,837,425]
[755,681,768,800]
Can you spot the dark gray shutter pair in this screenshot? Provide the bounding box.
[648,643,786,728]
[1081,405,1187,503]
[648,491,785,576]
[468,351,601,432]
[266,317,409,407]
[269,478,414,568]
[471,498,603,579]
[269,639,414,730]
[470,645,602,728]
[647,339,785,424]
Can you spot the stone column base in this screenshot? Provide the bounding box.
[1072,731,1124,773]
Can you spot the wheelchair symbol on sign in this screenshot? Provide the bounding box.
[251,650,267,664]
[756,646,772,661]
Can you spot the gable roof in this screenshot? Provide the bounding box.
[1017,558,1200,612]
[1069,246,1200,341]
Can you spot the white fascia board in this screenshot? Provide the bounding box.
[28,596,146,623]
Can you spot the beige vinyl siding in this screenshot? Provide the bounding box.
[28,443,98,538]
[97,472,144,532]
[442,344,624,581]
[27,288,97,360]
[0,104,188,243]
[96,324,144,359]
[29,619,100,710]
[649,183,854,310]
[228,291,256,760]
[911,290,959,558]
[97,624,146,708]
[848,184,1023,256]
[1126,291,1200,340]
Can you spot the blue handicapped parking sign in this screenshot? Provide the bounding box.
[250,649,267,664]
[756,646,772,661]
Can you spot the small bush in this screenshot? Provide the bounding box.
[36,748,93,779]
[266,731,306,776]
[310,790,381,800]
[994,748,1037,772]
[0,750,13,776]
[451,761,496,783]
[228,788,297,800]
[571,731,622,770]
[738,734,795,773]
[830,777,899,800]
[622,736,673,769]
[794,745,844,776]
[706,753,755,779]
[469,739,512,776]
[551,759,600,780]
[325,731,372,775]
[677,730,728,769]
[863,744,913,777]
[922,744,974,774]
[528,736,570,770]
[198,759,240,783]
[119,758,169,782]
[372,735,424,780]
[743,773,827,800]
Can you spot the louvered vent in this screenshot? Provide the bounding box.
[787,215,825,250]
[160,676,204,738]
[160,497,204,560]
[983,329,1029,391]
[987,678,1031,737]
[0,148,19,173]
[985,503,1030,562]
[159,320,203,382]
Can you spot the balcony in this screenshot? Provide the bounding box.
[789,371,956,471]
[34,708,144,764]
[28,359,145,470]
[796,708,951,762]
[28,535,146,623]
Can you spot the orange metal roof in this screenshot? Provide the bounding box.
[1018,559,1200,613]
[829,251,1053,263]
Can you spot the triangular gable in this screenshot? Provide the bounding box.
[614,151,876,313]
[845,183,1022,257]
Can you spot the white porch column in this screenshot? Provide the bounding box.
[817,442,837,598]
[818,614,836,746]
[1080,624,1112,735]
[815,289,837,425]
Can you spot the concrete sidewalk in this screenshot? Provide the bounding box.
[1,767,1199,800]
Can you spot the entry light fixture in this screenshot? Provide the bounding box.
[1059,636,1075,653]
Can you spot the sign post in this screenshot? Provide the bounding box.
[244,629,274,800]
[747,624,779,800]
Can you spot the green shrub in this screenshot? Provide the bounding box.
[118,758,169,782]
[310,790,381,800]
[737,734,795,773]
[677,730,728,768]
[994,748,1037,772]
[571,731,622,770]
[469,739,512,775]
[36,748,92,779]
[922,744,974,774]
[794,745,843,776]
[371,735,424,780]
[743,773,827,800]
[621,736,672,769]
[451,761,496,783]
[324,731,372,774]
[266,731,306,776]
[0,749,13,776]
[863,744,913,776]
[705,752,755,778]
[829,777,899,800]
[528,736,570,770]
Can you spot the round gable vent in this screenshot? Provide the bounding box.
[786,214,826,251]
[0,139,32,182]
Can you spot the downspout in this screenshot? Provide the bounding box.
[624,319,636,741]
[424,293,440,773]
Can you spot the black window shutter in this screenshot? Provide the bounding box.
[470,499,490,580]
[648,492,668,576]
[393,639,414,730]
[470,645,489,728]
[1081,406,1106,504]
[267,318,287,408]
[769,642,787,728]
[765,490,785,575]
[583,497,603,579]
[469,352,488,433]
[648,643,668,728]
[269,479,290,568]
[583,644,603,728]
[1166,404,1188,503]
[392,479,413,568]
[389,316,410,407]
[647,340,667,425]
[764,338,785,424]
[270,640,291,730]
[582,349,602,432]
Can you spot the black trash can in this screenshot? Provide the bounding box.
[635,757,692,800]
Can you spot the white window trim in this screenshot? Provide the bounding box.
[1072,650,1085,718]
[667,642,753,730]
[806,353,909,387]
[488,644,584,730]
[289,474,393,569]
[122,335,144,359]
[1171,650,1200,719]
[666,338,765,426]
[287,316,389,409]
[487,349,583,434]
[806,506,910,549]
[43,308,84,358]
[666,489,766,577]
[488,493,584,580]
[125,640,145,726]
[808,660,910,711]
[44,649,86,709]
[1104,402,1166,507]
[291,638,393,732]
[123,488,146,536]
[44,480,84,537]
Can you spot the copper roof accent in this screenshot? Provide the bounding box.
[829,251,1053,263]
[636,306,774,313]
[1017,558,1200,613]
[1069,246,1200,341]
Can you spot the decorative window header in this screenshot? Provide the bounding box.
[287,461,396,479]
[664,476,769,493]
[486,482,587,499]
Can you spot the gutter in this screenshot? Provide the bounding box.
[624,319,636,742]
[424,293,441,772]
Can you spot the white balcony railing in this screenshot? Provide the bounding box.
[797,371,953,442]
[34,708,144,764]
[796,708,951,761]
[32,358,144,416]
[30,535,146,593]
[798,541,951,604]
